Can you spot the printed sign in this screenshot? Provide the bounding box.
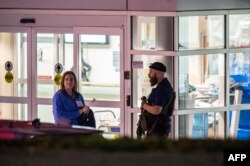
[37,75,52,80]
[132,61,143,69]
[224,150,249,166]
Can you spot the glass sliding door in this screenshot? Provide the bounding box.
[33,27,124,138]
[0,27,30,121]
[36,32,73,99]
[78,34,120,101]
[0,25,124,138]
[32,28,73,123]
[74,27,123,138]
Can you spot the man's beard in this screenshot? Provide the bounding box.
[149,75,158,86]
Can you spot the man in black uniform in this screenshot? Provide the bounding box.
[141,62,174,137]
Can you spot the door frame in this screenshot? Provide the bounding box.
[73,26,125,136]
[31,27,73,120]
[0,26,32,120]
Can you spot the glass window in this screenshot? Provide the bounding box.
[91,107,120,139]
[178,54,225,109]
[179,113,208,139]
[36,33,73,98]
[229,108,250,140]
[229,14,250,48]
[179,15,224,50]
[132,16,174,51]
[79,35,120,101]
[37,105,54,123]
[0,103,27,121]
[132,55,174,107]
[229,52,250,105]
[0,32,27,97]
[179,112,224,139]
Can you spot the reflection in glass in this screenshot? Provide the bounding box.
[0,103,27,121]
[179,15,224,50]
[178,54,225,109]
[79,35,120,101]
[132,16,155,50]
[132,16,174,51]
[0,32,27,97]
[36,33,73,98]
[229,14,250,48]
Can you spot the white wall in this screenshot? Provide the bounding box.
[0,13,125,27]
[128,0,176,11]
[0,0,249,11]
[177,0,250,11]
[0,0,126,10]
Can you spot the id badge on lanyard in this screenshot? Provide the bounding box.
[76,100,84,108]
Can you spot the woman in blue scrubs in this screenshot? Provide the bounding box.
[53,71,95,127]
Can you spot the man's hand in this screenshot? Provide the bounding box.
[141,100,146,109]
[140,96,147,109]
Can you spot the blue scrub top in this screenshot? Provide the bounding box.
[53,90,85,125]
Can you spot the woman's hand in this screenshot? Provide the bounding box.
[79,105,90,114]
